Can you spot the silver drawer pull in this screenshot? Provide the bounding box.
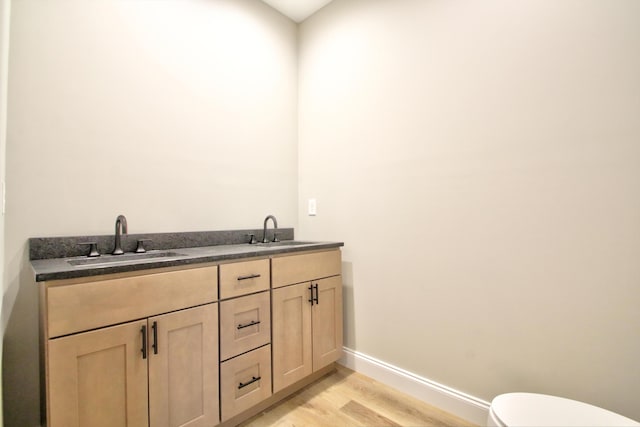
[238,376,261,389]
[237,320,261,330]
[237,274,261,281]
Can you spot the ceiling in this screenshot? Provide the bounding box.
[260,0,335,23]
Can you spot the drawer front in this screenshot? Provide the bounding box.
[220,345,272,421]
[271,250,341,288]
[47,266,218,338]
[219,259,270,299]
[220,292,271,361]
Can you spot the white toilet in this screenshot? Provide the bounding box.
[487,393,640,427]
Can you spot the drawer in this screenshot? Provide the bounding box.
[220,345,272,421]
[46,266,218,338]
[271,250,341,288]
[219,259,270,299]
[220,292,271,361]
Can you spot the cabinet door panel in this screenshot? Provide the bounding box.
[272,283,312,392]
[312,276,343,370]
[48,320,148,427]
[149,304,219,427]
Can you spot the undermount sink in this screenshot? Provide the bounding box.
[67,251,188,267]
[255,240,316,247]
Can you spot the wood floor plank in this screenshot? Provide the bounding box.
[334,366,470,427]
[340,400,400,426]
[240,365,476,427]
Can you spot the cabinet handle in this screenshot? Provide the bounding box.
[237,273,261,281]
[238,376,261,389]
[152,321,158,355]
[141,325,147,359]
[237,320,261,330]
[313,283,319,305]
[308,284,314,306]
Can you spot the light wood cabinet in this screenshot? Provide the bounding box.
[271,282,312,391]
[219,259,270,299]
[220,292,270,361]
[218,259,272,422]
[271,250,341,288]
[47,266,218,338]
[48,320,149,427]
[42,266,219,427]
[148,304,219,427]
[220,345,272,421]
[48,304,218,427]
[272,257,343,393]
[42,247,343,427]
[312,276,343,371]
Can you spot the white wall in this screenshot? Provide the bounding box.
[298,0,640,420]
[3,0,297,424]
[0,0,11,424]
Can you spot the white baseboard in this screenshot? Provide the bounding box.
[338,347,490,426]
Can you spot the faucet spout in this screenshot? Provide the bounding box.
[112,214,128,255]
[262,215,278,243]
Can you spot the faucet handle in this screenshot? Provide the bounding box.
[246,234,258,245]
[272,232,280,243]
[79,242,100,258]
[135,239,152,253]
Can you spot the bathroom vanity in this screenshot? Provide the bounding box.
[32,230,343,427]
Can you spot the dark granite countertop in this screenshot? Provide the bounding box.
[30,229,343,282]
[31,241,343,282]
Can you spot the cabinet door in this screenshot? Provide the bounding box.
[312,276,343,371]
[48,320,149,427]
[148,304,219,427]
[272,283,312,392]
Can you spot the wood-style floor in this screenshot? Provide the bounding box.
[240,365,477,427]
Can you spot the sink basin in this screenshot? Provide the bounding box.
[254,241,316,247]
[68,251,188,267]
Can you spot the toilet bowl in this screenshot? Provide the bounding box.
[487,393,640,427]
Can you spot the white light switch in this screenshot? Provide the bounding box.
[308,198,317,216]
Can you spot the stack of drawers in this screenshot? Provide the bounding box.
[218,259,272,421]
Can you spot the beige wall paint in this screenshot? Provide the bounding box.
[4,0,640,424]
[299,0,640,420]
[1,0,11,424]
[3,0,297,424]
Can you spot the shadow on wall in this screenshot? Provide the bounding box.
[342,260,356,349]
[2,243,41,427]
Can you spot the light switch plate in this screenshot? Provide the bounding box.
[308,198,317,216]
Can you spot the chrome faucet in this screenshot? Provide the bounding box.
[112,214,128,255]
[262,215,279,243]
